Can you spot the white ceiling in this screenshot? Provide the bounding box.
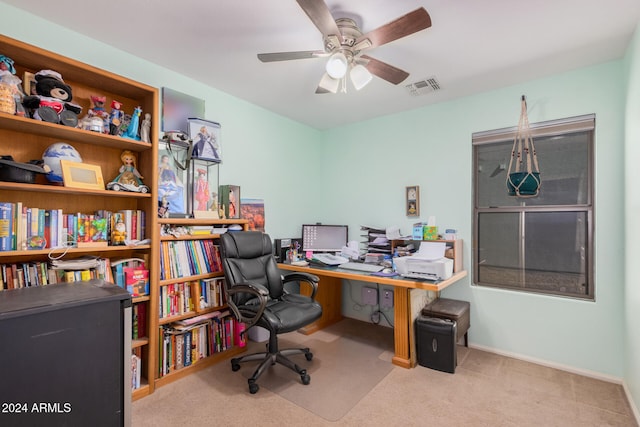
[4,0,640,130]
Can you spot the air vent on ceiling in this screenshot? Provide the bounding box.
[405,77,441,96]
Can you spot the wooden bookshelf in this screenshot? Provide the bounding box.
[153,219,248,390]
[0,35,159,399]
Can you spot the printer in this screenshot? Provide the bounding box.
[394,241,453,281]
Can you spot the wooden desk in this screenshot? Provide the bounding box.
[278,263,467,368]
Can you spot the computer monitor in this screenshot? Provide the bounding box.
[301,224,348,253]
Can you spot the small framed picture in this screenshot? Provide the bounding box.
[60,160,105,190]
[188,118,222,163]
[406,185,420,217]
[158,140,189,217]
[23,71,36,96]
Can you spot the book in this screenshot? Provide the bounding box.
[124,266,149,296]
[0,203,13,251]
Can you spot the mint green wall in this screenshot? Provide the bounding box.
[0,3,323,240]
[1,2,634,385]
[323,61,627,377]
[624,23,640,414]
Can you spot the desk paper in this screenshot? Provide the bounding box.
[414,241,446,260]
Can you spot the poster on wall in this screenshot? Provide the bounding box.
[240,198,265,231]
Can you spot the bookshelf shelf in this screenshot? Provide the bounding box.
[132,381,150,401]
[0,34,159,401]
[132,337,149,349]
[133,295,151,304]
[159,271,224,286]
[160,233,225,241]
[154,345,245,388]
[158,311,197,326]
[0,245,152,260]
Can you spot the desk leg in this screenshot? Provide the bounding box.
[392,287,411,368]
[299,275,343,335]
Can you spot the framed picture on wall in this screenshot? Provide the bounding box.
[406,185,420,217]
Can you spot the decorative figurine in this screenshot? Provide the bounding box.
[21,70,82,126]
[123,106,142,140]
[0,54,24,116]
[81,95,109,133]
[140,112,151,143]
[109,100,124,135]
[195,168,210,211]
[111,219,127,245]
[106,150,150,193]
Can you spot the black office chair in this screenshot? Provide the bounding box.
[219,231,323,394]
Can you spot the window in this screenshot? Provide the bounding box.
[473,115,594,299]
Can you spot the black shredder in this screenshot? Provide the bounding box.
[416,316,457,373]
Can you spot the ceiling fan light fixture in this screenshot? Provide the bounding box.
[350,64,373,90]
[326,52,348,79]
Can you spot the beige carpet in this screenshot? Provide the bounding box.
[133,318,638,427]
[237,319,395,421]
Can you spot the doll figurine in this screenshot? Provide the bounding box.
[123,106,142,140]
[140,113,151,143]
[83,95,110,133]
[109,100,124,135]
[111,219,127,245]
[0,54,25,116]
[113,150,144,186]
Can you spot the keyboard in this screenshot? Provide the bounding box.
[311,253,349,266]
[338,262,385,273]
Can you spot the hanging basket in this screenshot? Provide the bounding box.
[506,95,541,197]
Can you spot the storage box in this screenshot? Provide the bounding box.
[415,316,457,373]
[423,226,438,240]
[422,298,470,346]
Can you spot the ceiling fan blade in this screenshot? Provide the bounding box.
[355,7,432,50]
[315,72,339,94]
[296,0,342,40]
[360,55,410,85]
[258,50,329,62]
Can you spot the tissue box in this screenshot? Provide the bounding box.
[423,226,438,240]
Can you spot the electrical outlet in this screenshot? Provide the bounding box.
[381,289,394,309]
[361,287,378,305]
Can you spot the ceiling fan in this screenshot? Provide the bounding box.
[257,0,432,94]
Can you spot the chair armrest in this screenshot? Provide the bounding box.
[227,283,269,329]
[282,272,320,300]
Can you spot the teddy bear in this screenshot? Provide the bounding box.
[22,70,82,126]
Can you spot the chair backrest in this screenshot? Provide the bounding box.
[219,231,284,305]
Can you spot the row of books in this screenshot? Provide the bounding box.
[132,303,147,340]
[158,311,242,377]
[0,256,148,296]
[0,258,112,290]
[159,239,222,280]
[0,202,146,251]
[159,282,194,319]
[199,277,227,310]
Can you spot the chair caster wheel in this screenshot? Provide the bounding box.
[305,352,313,361]
[231,362,241,372]
[248,381,259,394]
[301,374,311,385]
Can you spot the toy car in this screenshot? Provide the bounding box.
[106,181,150,193]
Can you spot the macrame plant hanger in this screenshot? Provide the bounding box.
[506,95,541,197]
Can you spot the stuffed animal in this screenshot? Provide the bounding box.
[22,70,82,126]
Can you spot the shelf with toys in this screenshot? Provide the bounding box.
[0,34,158,401]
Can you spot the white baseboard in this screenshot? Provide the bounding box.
[468,342,622,383]
[623,382,640,424]
[468,343,640,424]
